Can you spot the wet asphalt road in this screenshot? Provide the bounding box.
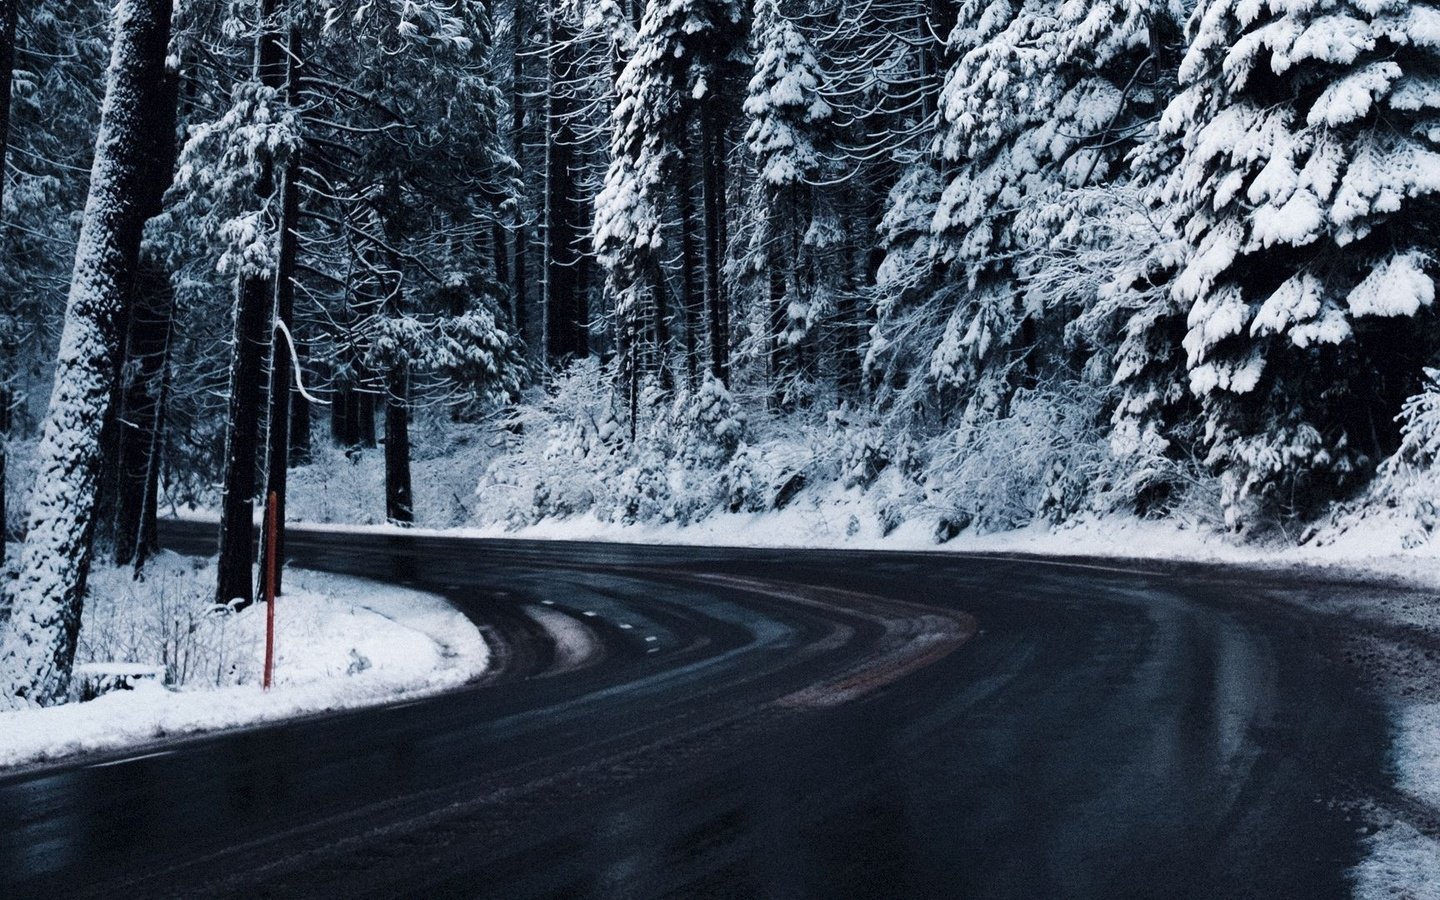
[0,521,1391,898]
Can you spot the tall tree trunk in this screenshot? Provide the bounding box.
[0,0,18,573]
[701,103,729,385]
[837,253,862,398]
[91,302,132,560]
[133,334,169,574]
[112,251,176,568]
[258,22,303,597]
[768,248,786,409]
[111,43,180,570]
[330,378,360,448]
[0,0,176,707]
[491,221,510,306]
[357,389,376,448]
[678,144,703,389]
[383,366,413,525]
[510,0,529,347]
[215,0,288,608]
[544,7,587,366]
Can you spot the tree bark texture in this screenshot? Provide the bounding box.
[1,0,177,706]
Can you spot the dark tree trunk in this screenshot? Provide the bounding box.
[510,0,530,347]
[0,0,177,706]
[357,389,377,448]
[215,278,270,606]
[110,42,180,570]
[492,221,510,293]
[652,265,674,391]
[133,342,168,574]
[544,11,587,366]
[330,381,359,448]
[678,144,703,389]
[383,367,413,525]
[701,103,730,385]
[768,252,786,409]
[216,0,288,608]
[837,254,863,398]
[113,251,176,568]
[258,22,303,598]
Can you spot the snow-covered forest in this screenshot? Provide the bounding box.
[1,0,1439,702]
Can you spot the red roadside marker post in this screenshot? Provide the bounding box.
[263,490,278,691]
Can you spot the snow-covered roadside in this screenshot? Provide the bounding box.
[1351,700,1440,900]
[256,483,1440,586]
[0,552,487,770]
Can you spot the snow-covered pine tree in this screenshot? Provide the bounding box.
[742,0,834,405]
[594,0,744,416]
[1164,0,1440,527]
[885,0,1187,426]
[0,0,177,707]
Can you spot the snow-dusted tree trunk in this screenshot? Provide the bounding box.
[258,22,303,598]
[0,0,19,573]
[0,0,176,708]
[111,44,179,570]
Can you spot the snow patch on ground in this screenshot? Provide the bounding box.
[1354,819,1440,900]
[1393,703,1440,813]
[523,604,602,673]
[1356,699,1440,897]
[0,553,487,770]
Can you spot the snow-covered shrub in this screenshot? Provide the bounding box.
[78,555,255,690]
[1212,422,1356,534]
[921,383,1112,534]
[918,380,1221,537]
[482,359,622,527]
[1393,373,1440,472]
[1376,372,1440,544]
[838,421,892,490]
[723,443,767,513]
[481,362,762,528]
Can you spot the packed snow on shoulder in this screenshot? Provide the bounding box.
[0,551,487,770]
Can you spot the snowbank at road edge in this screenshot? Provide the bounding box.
[0,556,488,770]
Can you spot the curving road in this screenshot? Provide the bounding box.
[0,521,1397,898]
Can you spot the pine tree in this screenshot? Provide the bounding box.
[883,0,1185,424]
[1163,0,1440,526]
[595,0,744,413]
[211,0,299,608]
[743,0,834,405]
